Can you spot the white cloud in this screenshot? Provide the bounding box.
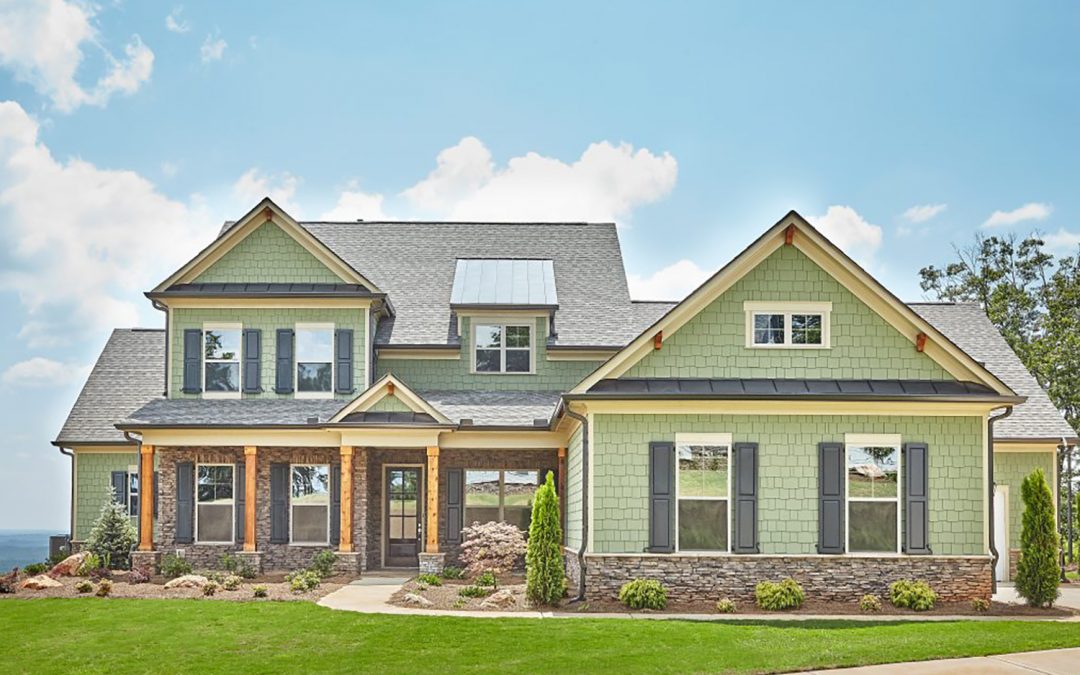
[320,186,390,221]
[200,34,227,64]
[627,259,710,301]
[160,160,178,177]
[0,0,154,112]
[165,7,191,34]
[233,168,300,214]
[808,205,884,264]
[0,100,210,348]
[1043,229,1080,253]
[2,357,89,388]
[902,203,947,223]
[982,202,1052,228]
[402,136,677,223]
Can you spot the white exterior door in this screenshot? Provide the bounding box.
[994,487,1008,582]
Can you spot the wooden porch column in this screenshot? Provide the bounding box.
[244,446,257,552]
[138,444,155,551]
[339,446,354,552]
[426,446,440,553]
[557,447,567,541]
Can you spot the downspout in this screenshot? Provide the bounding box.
[988,406,1013,594]
[151,299,168,396]
[57,446,74,543]
[564,408,589,602]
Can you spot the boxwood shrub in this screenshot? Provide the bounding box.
[618,579,667,610]
[754,578,805,611]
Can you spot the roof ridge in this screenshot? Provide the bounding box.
[120,327,166,332]
[302,220,616,227]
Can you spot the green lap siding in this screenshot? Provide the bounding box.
[590,413,984,556]
[994,450,1056,550]
[624,245,951,380]
[194,221,343,284]
[170,307,366,398]
[566,426,583,549]
[74,452,139,541]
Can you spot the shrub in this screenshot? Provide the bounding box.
[23,562,48,576]
[75,580,94,594]
[459,521,526,577]
[310,550,338,579]
[755,578,805,611]
[253,585,269,598]
[85,488,137,570]
[441,566,465,580]
[526,471,566,606]
[221,575,242,591]
[889,580,937,611]
[972,597,990,612]
[202,581,219,597]
[219,553,256,579]
[161,554,192,579]
[1015,468,1060,608]
[95,580,113,597]
[859,594,882,613]
[715,598,737,613]
[458,585,490,599]
[77,552,102,576]
[475,570,498,588]
[619,579,668,610]
[128,569,150,584]
[417,573,442,587]
[288,570,321,593]
[88,566,112,582]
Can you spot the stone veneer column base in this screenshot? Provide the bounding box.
[563,548,582,592]
[418,552,446,575]
[334,552,363,576]
[130,551,161,577]
[236,551,263,575]
[584,554,993,603]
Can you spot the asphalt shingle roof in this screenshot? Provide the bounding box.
[54,329,165,445]
[122,399,345,427]
[911,302,1076,441]
[419,390,562,427]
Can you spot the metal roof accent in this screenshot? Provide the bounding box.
[336,411,442,426]
[450,259,558,308]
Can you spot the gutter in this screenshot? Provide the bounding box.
[57,446,74,541]
[151,299,168,396]
[563,393,1027,405]
[988,406,1013,594]
[563,407,590,602]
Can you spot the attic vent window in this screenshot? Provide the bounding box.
[743,301,832,349]
[450,259,558,308]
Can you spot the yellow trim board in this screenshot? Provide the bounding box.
[994,442,1061,453]
[160,297,378,309]
[137,426,571,449]
[329,373,453,424]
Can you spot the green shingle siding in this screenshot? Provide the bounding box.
[366,394,415,413]
[994,450,1056,549]
[74,452,138,540]
[376,317,603,391]
[624,246,952,380]
[170,308,366,398]
[590,413,984,556]
[566,426,583,549]
[194,221,343,284]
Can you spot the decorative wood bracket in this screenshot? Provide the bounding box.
[784,224,796,246]
[915,332,928,352]
[653,331,663,350]
[387,381,396,396]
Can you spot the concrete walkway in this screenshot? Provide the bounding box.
[810,648,1080,674]
[994,582,1080,610]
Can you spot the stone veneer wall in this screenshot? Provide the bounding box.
[583,554,993,603]
[156,446,367,572]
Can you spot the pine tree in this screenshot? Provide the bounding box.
[1015,469,1060,607]
[86,487,138,570]
[525,471,565,605]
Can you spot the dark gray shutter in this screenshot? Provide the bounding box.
[732,442,759,554]
[330,464,341,546]
[334,329,354,394]
[817,442,845,554]
[243,329,262,393]
[275,329,294,394]
[446,468,463,543]
[175,462,194,544]
[111,471,128,505]
[153,471,158,519]
[182,329,202,393]
[270,463,289,544]
[648,441,675,553]
[235,461,245,545]
[904,442,930,554]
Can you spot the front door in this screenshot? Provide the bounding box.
[385,467,422,567]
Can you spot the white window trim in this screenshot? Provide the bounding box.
[743,301,832,349]
[470,321,536,375]
[463,468,542,526]
[289,463,331,546]
[194,463,235,545]
[294,322,335,399]
[202,322,242,399]
[126,468,139,518]
[844,433,902,555]
[674,432,733,554]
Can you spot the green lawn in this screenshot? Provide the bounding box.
[3,600,1080,674]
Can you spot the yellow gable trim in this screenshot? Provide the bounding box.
[151,198,382,293]
[328,373,452,424]
[572,211,1012,396]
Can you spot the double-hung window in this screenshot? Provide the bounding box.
[846,434,901,553]
[196,464,234,544]
[203,324,242,397]
[464,469,541,531]
[744,302,831,348]
[474,323,532,374]
[296,324,334,397]
[675,434,731,552]
[127,471,139,518]
[291,464,330,544]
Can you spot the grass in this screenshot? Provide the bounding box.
[3,600,1080,673]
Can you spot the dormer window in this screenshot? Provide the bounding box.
[474,323,533,374]
[203,323,241,398]
[744,301,831,349]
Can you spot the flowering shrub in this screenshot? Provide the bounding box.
[459,521,526,576]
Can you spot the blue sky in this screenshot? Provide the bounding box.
[1,1,1078,530]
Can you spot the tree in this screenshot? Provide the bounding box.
[1015,469,1060,607]
[86,487,138,570]
[525,471,565,605]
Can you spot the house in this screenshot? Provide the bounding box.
[53,200,1075,602]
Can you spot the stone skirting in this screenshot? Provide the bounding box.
[418,552,446,575]
[563,547,582,593]
[130,551,161,577]
[583,554,993,603]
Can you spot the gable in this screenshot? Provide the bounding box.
[194,220,344,284]
[328,374,452,424]
[366,394,416,414]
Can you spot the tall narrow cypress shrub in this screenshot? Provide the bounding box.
[1015,469,1060,607]
[526,471,565,605]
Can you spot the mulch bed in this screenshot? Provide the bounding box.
[389,574,566,611]
[576,597,1075,617]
